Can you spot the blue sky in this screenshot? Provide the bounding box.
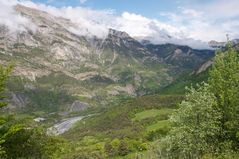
[30,0,215,19]
[32,0,179,19]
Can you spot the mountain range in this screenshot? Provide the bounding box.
[0,5,215,113]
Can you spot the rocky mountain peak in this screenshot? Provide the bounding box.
[15,4,77,33]
[106,28,146,47]
[208,40,226,49]
[108,29,130,39]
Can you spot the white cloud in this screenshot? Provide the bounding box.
[198,0,239,18]
[0,0,238,49]
[0,0,36,33]
[17,1,114,39]
[181,9,203,18]
[160,0,239,44]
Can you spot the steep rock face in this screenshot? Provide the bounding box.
[196,60,214,75]
[67,101,89,112]
[15,5,92,62]
[104,29,151,57]
[91,28,158,67]
[1,5,93,82]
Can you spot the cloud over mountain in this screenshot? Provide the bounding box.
[0,0,36,33]
[0,0,238,49]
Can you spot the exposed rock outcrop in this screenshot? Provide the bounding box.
[67,101,89,112]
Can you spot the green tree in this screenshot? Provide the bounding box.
[159,45,239,158]
[209,45,239,148]
[118,140,129,156]
[2,126,61,159]
[104,142,114,157]
[160,83,221,158]
[0,64,61,158]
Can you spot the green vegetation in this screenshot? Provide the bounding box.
[209,45,239,148]
[1,124,62,159]
[0,64,61,158]
[132,108,173,121]
[0,65,12,108]
[156,45,239,158]
[25,88,75,112]
[59,95,183,158]
[0,64,12,155]
[160,69,209,95]
[146,120,170,132]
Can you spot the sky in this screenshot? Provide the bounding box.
[0,0,239,49]
[32,0,179,18]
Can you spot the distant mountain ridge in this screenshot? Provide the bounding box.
[146,43,214,69]
[208,39,239,48]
